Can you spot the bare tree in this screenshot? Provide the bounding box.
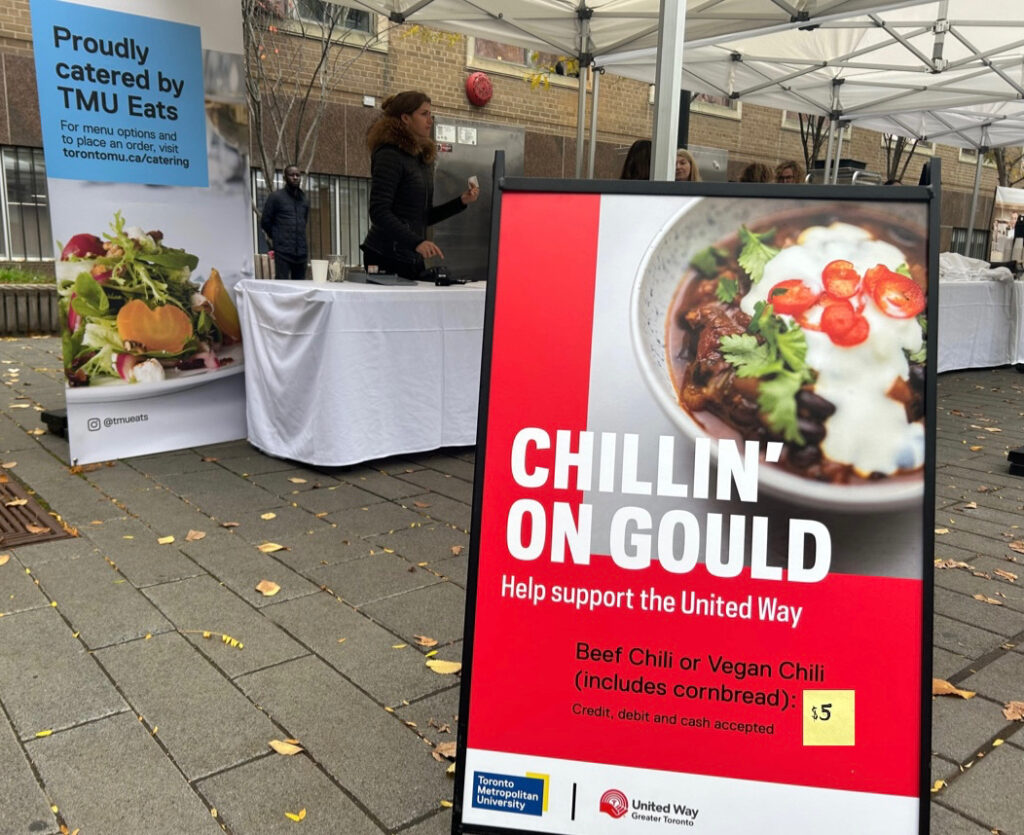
[882,134,920,184]
[242,0,388,195]
[798,114,829,174]
[992,147,1024,188]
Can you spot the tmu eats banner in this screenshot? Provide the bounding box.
[456,190,934,834]
[31,0,251,463]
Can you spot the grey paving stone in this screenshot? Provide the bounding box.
[939,741,1024,834]
[79,516,206,587]
[931,802,997,834]
[264,593,450,705]
[405,493,473,531]
[33,480,128,526]
[401,810,454,835]
[226,503,331,545]
[157,468,284,518]
[360,582,467,647]
[0,607,125,740]
[244,467,341,497]
[26,712,221,834]
[931,754,960,786]
[427,551,470,587]
[310,552,442,606]
[933,646,973,680]
[95,632,278,780]
[236,655,451,830]
[144,575,308,678]
[0,556,50,615]
[211,451,299,476]
[177,525,320,608]
[423,452,476,480]
[935,556,1024,614]
[265,525,375,576]
[337,469,426,501]
[371,523,470,567]
[933,614,1005,658]
[325,502,429,538]
[197,754,381,835]
[933,586,1024,636]
[396,468,474,503]
[30,550,173,649]
[288,481,385,516]
[0,716,58,835]
[396,685,461,748]
[960,650,1024,703]
[192,439,268,459]
[932,694,1014,762]
[125,450,218,476]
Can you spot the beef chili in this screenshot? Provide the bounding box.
[666,206,927,484]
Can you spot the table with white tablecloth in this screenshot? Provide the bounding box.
[235,279,486,466]
[937,279,1022,373]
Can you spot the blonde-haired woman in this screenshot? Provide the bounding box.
[675,149,701,182]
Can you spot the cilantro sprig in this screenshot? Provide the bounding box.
[737,226,780,283]
[720,301,813,444]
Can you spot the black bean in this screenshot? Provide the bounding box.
[787,445,821,469]
[797,419,826,446]
[796,389,836,419]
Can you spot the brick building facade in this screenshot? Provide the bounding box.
[0,1,1006,264]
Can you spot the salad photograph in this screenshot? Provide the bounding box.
[665,206,927,486]
[56,212,242,387]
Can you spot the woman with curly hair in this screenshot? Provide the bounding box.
[361,91,479,278]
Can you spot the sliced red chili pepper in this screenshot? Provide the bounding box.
[767,279,819,315]
[830,314,870,346]
[872,273,926,318]
[821,260,861,299]
[820,299,856,339]
[863,264,900,295]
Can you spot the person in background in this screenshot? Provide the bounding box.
[775,160,805,184]
[739,162,774,183]
[675,148,702,182]
[620,139,651,180]
[361,90,479,278]
[260,165,309,280]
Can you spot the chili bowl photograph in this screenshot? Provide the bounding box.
[630,196,929,512]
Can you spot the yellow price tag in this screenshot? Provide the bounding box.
[802,690,855,746]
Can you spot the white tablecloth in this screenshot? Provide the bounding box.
[235,279,486,466]
[937,279,1022,373]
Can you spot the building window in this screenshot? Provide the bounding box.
[467,37,578,85]
[253,169,370,264]
[950,226,989,259]
[289,0,371,32]
[781,110,851,140]
[690,92,741,120]
[1,147,52,261]
[958,148,997,168]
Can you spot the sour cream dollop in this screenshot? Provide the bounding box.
[739,222,925,476]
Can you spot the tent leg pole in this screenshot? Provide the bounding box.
[833,124,845,184]
[650,0,686,181]
[574,65,589,178]
[823,120,837,184]
[967,150,983,256]
[587,69,600,179]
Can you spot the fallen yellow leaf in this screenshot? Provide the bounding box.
[26,524,48,534]
[258,542,286,553]
[426,659,462,675]
[221,521,240,528]
[35,729,53,737]
[425,650,438,658]
[969,445,983,451]
[992,738,1004,747]
[934,528,949,535]
[337,637,347,644]
[973,593,1003,606]
[28,428,45,436]
[261,512,277,520]
[0,554,9,567]
[284,808,307,822]
[288,477,307,484]
[9,404,29,409]
[447,762,456,776]
[931,779,945,793]
[0,462,16,468]
[256,579,281,597]
[157,536,175,545]
[451,545,463,556]
[413,501,431,508]
[440,800,453,808]
[415,635,439,647]
[434,741,457,760]
[185,530,206,542]
[4,498,27,507]
[1003,701,1024,721]
[269,739,304,755]
[932,678,975,699]
[392,643,408,649]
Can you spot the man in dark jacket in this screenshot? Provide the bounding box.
[260,165,310,280]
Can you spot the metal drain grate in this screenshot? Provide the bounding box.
[0,477,69,548]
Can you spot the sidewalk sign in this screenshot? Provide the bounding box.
[454,159,937,833]
[30,0,251,464]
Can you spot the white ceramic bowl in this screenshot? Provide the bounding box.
[630,196,926,512]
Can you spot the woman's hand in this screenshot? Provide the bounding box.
[461,183,480,205]
[416,240,444,259]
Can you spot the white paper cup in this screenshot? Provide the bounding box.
[310,259,328,283]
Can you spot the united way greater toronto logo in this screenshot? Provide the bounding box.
[600,788,628,819]
[471,771,549,817]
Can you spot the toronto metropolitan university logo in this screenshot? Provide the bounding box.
[599,788,629,819]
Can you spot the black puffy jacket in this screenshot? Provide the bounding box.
[260,186,309,260]
[362,116,465,267]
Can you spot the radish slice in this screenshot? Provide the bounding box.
[114,353,138,381]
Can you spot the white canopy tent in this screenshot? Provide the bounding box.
[602,2,1024,179]
[339,0,924,177]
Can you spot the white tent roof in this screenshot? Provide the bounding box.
[850,102,1024,150]
[602,2,1024,131]
[343,0,924,60]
